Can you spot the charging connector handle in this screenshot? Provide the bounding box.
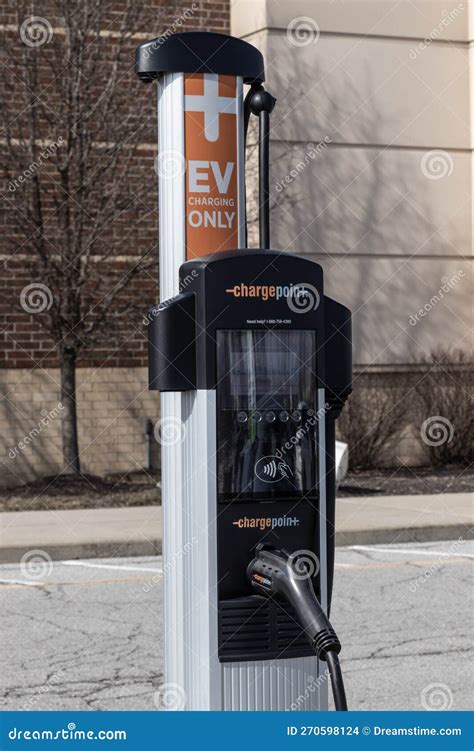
[247,543,348,710]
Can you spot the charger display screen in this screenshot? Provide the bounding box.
[216,329,319,502]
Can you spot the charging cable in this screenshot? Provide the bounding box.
[247,543,348,711]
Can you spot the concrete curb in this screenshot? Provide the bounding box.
[335,492,473,548]
[335,524,472,547]
[0,506,162,564]
[0,493,471,563]
[0,540,162,565]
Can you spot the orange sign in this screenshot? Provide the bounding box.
[184,73,240,260]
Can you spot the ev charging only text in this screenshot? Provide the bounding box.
[188,160,235,229]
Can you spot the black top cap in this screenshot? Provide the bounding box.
[135,31,264,84]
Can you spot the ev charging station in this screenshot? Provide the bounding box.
[135,32,352,712]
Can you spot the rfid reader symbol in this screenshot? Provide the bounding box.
[255,456,293,483]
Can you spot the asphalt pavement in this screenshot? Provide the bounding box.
[0,540,472,711]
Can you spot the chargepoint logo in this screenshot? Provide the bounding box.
[233,515,300,531]
[252,572,272,589]
[226,282,317,308]
[287,282,320,314]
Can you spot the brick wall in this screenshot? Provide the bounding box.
[1,367,159,488]
[0,0,230,487]
[1,0,230,369]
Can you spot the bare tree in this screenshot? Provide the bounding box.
[0,0,181,473]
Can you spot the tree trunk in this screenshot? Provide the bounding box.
[60,350,81,474]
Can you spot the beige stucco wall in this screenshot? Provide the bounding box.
[0,368,160,488]
[232,0,473,366]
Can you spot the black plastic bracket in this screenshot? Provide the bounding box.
[148,292,196,391]
[323,297,352,415]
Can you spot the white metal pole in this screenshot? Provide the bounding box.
[157,72,186,700]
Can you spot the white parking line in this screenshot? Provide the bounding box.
[61,560,163,573]
[0,578,44,587]
[349,544,474,557]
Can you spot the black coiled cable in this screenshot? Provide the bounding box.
[325,650,348,711]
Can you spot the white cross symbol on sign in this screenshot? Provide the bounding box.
[184,73,237,142]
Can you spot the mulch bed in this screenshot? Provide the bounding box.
[338,465,474,497]
[0,465,472,512]
[0,471,160,512]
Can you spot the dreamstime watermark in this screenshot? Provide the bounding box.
[288,549,320,581]
[19,16,53,47]
[143,269,198,325]
[153,682,187,710]
[287,16,320,47]
[275,402,329,460]
[421,150,453,180]
[409,3,464,59]
[20,549,53,580]
[409,537,465,592]
[275,138,331,194]
[143,536,198,593]
[421,682,454,711]
[154,416,186,447]
[420,416,454,447]
[409,270,465,326]
[8,137,64,193]
[20,283,53,313]
[8,724,127,742]
[23,670,65,711]
[289,667,330,710]
[9,403,64,459]
[154,149,186,180]
[287,282,320,314]
[142,4,198,58]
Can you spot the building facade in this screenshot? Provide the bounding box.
[233,0,472,367]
